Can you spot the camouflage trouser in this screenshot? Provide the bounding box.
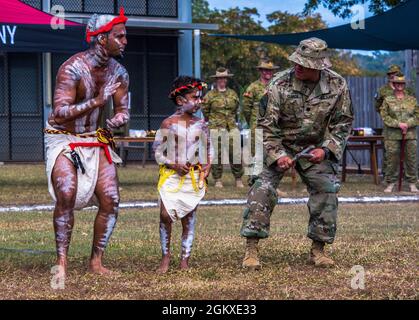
[240,159,340,244]
[382,146,387,176]
[384,139,417,183]
[211,135,244,180]
[381,126,387,176]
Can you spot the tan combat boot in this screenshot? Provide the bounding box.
[384,183,395,193]
[409,183,419,192]
[242,238,261,270]
[308,240,335,268]
[236,178,244,188]
[215,179,223,188]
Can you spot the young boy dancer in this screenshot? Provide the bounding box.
[153,76,212,273]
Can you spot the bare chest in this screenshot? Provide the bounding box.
[76,69,114,100]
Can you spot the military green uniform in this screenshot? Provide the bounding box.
[380,95,419,184]
[240,66,353,244]
[374,65,415,177]
[202,88,244,180]
[375,84,415,112]
[375,65,415,113]
[375,83,416,175]
[375,84,394,176]
[243,80,267,133]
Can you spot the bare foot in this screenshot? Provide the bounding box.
[179,258,190,270]
[156,255,171,274]
[52,257,67,283]
[88,259,113,275]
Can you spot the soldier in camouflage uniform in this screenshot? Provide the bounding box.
[240,38,353,270]
[380,75,419,193]
[375,65,415,113]
[202,67,244,188]
[243,59,280,136]
[375,65,415,177]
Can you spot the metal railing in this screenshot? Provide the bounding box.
[47,0,178,17]
[20,0,42,9]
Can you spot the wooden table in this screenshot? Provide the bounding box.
[342,135,384,185]
[114,136,155,167]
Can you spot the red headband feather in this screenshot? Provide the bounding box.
[86,7,128,43]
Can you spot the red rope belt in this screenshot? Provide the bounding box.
[69,142,113,164]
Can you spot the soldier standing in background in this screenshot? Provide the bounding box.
[243,59,287,196]
[202,68,244,188]
[375,65,415,113]
[375,65,415,178]
[243,59,280,136]
[380,75,419,193]
[240,38,353,270]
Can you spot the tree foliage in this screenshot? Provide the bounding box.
[353,51,405,76]
[196,6,270,91]
[192,0,211,20]
[303,0,404,19]
[192,0,363,90]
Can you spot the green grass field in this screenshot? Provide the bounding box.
[0,164,418,299]
[0,163,413,206]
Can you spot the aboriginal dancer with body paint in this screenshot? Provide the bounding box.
[44,8,129,278]
[153,76,212,273]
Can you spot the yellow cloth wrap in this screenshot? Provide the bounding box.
[158,165,203,193]
[157,164,206,221]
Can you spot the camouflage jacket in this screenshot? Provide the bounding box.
[202,88,239,130]
[380,95,419,140]
[374,83,415,112]
[242,79,267,130]
[259,67,354,168]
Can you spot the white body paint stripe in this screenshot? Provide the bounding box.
[1,195,419,213]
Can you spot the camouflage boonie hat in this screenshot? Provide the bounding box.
[387,64,401,75]
[391,74,406,83]
[288,37,332,70]
[210,67,234,78]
